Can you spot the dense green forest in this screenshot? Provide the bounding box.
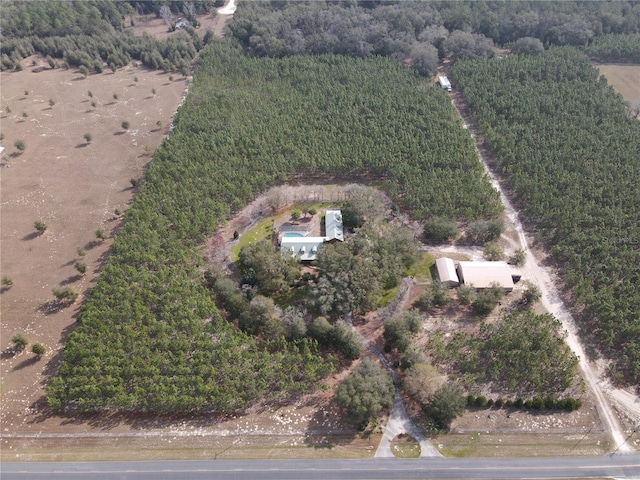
[229,0,640,73]
[47,43,501,412]
[451,48,640,386]
[586,33,640,62]
[3,1,640,74]
[0,0,210,73]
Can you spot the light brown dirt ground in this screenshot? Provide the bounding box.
[596,64,640,107]
[0,57,188,432]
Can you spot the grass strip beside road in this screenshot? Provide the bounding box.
[1,433,380,462]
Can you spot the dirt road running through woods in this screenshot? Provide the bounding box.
[448,91,636,453]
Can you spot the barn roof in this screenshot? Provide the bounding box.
[456,261,514,290]
[435,257,460,286]
[324,209,344,241]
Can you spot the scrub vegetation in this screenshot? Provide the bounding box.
[431,310,579,397]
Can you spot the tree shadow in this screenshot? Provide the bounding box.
[60,274,83,286]
[1,286,12,294]
[303,396,358,449]
[75,143,89,148]
[22,231,42,241]
[36,299,73,316]
[1,347,17,360]
[10,151,23,158]
[13,355,39,371]
[113,131,125,136]
[84,239,102,250]
[28,343,74,425]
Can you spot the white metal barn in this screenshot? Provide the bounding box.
[456,261,514,292]
[435,257,460,287]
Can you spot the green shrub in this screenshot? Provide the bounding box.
[474,395,488,407]
[12,333,28,351]
[32,343,46,357]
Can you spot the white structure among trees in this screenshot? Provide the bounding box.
[280,209,344,261]
[456,261,515,291]
[435,257,460,287]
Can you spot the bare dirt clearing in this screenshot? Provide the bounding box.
[0,60,188,434]
[131,12,221,40]
[596,64,640,108]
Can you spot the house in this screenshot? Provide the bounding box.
[280,209,344,261]
[435,257,460,287]
[324,209,344,242]
[280,237,325,261]
[456,261,515,292]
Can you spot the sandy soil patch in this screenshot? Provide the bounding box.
[0,59,188,433]
[596,64,640,107]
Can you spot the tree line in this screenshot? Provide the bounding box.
[227,0,640,74]
[451,47,640,386]
[0,0,208,73]
[586,33,640,62]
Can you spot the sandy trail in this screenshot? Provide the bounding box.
[449,95,635,453]
[218,0,237,15]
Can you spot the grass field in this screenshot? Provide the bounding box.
[1,433,380,462]
[433,432,612,458]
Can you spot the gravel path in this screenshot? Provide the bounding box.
[344,280,442,458]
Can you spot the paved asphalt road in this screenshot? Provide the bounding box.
[2,454,640,479]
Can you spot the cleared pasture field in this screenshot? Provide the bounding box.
[0,60,188,432]
[596,64,640,108]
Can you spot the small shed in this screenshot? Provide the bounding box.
[435,257,460,287]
